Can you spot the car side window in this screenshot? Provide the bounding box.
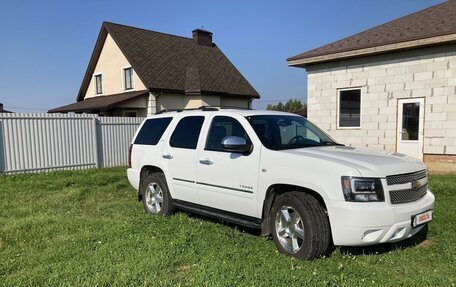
[170,116,205,149]
[205,116,251,152]
[134,117,172,145]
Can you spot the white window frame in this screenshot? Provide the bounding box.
[122,66,135,91]
[94,73,103,96]
[337,87,362,129]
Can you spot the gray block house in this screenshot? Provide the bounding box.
[288,1,456,172]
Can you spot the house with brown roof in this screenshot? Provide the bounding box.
[288,0,456,172]
[49,22,259,116]
[0,103,12,113]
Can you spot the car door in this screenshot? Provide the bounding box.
[196,115,261,218]
[161,115,205,203]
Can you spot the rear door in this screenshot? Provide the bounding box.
[161,115,205,203]
[196,115,261,217]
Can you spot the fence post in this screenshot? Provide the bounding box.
[92,117,100,168]
[0,120,5,173]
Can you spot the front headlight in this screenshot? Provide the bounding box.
[341,176,384,202]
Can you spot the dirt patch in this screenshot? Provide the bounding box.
[416,239,433,248]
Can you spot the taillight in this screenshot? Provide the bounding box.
[128,144,133,168]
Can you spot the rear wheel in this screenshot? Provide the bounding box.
[141,173,175,216]
[270,192,331,260]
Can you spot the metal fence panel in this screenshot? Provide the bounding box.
[0,113,144,174]
[98,117,143,167]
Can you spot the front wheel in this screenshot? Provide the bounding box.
[270,192,331,260]
[141,173,175,216]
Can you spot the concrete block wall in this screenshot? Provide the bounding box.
[306,45,456,160]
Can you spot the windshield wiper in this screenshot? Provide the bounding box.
[321,141,345,146]
[286,143,323,148]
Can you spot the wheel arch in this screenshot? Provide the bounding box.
[138,165,165,201]
[260,183,329,236]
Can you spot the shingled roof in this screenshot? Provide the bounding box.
[288,1,456,66]
[49,90,148,113]
[76,22,259,101]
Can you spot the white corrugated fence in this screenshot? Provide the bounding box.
[0,113,144,174]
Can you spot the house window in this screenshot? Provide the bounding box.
[95,74,103,95]
[124,67,134,90]
[338,89,361,128]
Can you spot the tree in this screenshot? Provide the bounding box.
[266,99,307,115]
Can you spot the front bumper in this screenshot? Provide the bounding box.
[328,190,435,246]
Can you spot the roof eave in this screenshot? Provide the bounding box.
[288,33,456,68]
[150,88,260,99]
[50,90,148,113]
[76,24,109,102]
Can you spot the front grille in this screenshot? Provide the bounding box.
[386,170,427,185]
[390,185,427,204]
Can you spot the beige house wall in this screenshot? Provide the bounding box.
[156,94,205,111]
[221,97,250,108]
[84,33,147,99]
[156,94,221,111]
[306,44,456,158]
[155,94,250,115]
[201,95,221,107]
[109,108,147,117]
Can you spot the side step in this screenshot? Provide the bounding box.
[173,200,262,229]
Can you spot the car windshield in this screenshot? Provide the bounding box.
[246,115,342,150]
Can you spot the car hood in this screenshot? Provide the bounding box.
[280,146,426,177]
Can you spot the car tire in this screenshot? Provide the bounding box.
[141,173,175,216]
[270,192,331,260]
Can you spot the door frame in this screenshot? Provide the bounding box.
[395,97,425,159]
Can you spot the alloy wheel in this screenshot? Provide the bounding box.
[145,182,163,214]
[275,206,305,253]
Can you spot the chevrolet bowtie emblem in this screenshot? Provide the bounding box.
[412,180,422,190]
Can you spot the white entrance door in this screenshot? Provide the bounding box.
[396,98,425,159]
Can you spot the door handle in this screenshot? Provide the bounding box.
[199,158,213,165]
[162,153,173,159]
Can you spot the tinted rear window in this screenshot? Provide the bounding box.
[170,116,205,149]
[134,118,172,145]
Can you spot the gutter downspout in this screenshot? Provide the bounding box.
[248,98,254,109]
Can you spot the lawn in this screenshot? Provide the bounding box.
[0,167,455,286]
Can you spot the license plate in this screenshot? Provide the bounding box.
[411,209,433,228]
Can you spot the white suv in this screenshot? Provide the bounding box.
[127,108,434,259]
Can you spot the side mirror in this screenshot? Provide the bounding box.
[221,136,251,153]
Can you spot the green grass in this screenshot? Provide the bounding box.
[0,168,455,286]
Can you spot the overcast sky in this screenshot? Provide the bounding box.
[0,0,444,112]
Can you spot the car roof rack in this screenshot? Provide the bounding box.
[155,105,251,114]
[155,106,218,114]
[218,106,252,110]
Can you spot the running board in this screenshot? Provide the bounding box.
[173,200,262,229]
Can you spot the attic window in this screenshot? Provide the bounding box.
[95,74,103,95]
[124,67,134,90]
